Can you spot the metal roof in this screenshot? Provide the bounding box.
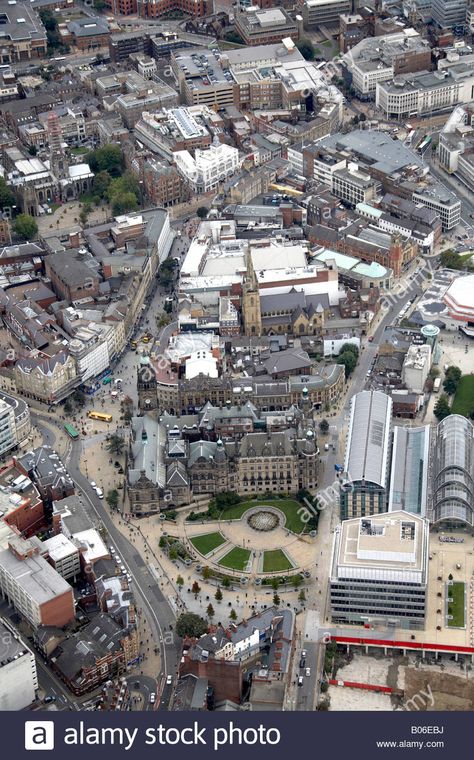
[345,391,392,488]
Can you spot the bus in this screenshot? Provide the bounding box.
[64,423,80,439]
[87,411,113,422]
[102,377,113,385]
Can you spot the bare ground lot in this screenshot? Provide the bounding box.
[328,651,474,711]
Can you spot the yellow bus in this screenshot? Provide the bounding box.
[88,411,113,423]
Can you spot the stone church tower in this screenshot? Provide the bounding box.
[242,250,262,337]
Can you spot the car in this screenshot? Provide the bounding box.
[115,556,121,565]
[44,696,56,703]
[95,487,104,499]
[305,667,311,677]
[297,676,304,686]
[368,336,374,342]
[109,546,115,554]
[301,650,307,658]
[149,693,156,704]
[90,481,96,488]
[166,675,172,685]
[299,658,306,669]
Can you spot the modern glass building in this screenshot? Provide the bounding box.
[432,415,474,528]
[388,425,430,516]
[330,511,429,629]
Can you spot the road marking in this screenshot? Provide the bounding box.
[69,461,169,676]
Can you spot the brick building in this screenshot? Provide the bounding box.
[0,537,75,628]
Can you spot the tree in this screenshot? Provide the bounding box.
[87,144,123,177]
[64,400,73,415]
[443,366,462,395]
[271,578,279,591]
[273,593,281,607]
[196,206,209,219]
[176,575,184,591]
[0,177,14,209]
[202,566,211,581]
[221,577,231,589]
[296,39,315,60]
[319,418,329,434]
[298,589,306,604]
[106,489,119,510]
[13,214,38,241]
[111,191,138,216]
[338,349,357,379]
[176,612,208,638]
[106,434,125,456]
[229,608,237,622]
[191,580,201,598]
[291,575,302,589]
[339,342,359,358]
[434,394,451,421]
[440,249,466,271]
[224,30,244,44]
[215,587,223,602]
[92,170,112,199]
[72,389,86,407]
[159,536,167,549]
[169,545,178,561]
[206,603,215,620]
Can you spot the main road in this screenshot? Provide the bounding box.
[31,413,180,686]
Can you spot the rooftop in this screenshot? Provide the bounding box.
[388,425,430,516]
[0,540,71,603]
[331,511,429,582]
[344,390,392,487]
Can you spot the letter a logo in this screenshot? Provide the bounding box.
[25,722,55,751]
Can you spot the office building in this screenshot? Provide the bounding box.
[344,30,431,98]
[388,425,430,516]
[330,511,429,629]
[432,415,474,528]
[174,143,241,193]
[297,0,351,28]
[376,66,474,121]
[234,8,299,46]
[340,390,392,520]
[0,618,38,710]
[0,537,75,628]
[432,0,467,29]
[402,344,431,393]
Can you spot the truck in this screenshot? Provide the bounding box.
[433,377,441,393]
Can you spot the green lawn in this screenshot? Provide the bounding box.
[220,499,305,534]
[190,532,226,555]
[447,581,465,628]
[218,546,251,571]
[452,376,474,417]
[262,549,293,573]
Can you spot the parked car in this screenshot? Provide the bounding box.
[44,696,56,703]
[150,693,156,704]
[297,676,304,686]
[299,658,306,669]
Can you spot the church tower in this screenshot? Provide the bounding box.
[47,112,68,180]
[242,250,262,337]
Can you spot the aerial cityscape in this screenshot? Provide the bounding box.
[0,0,472,716]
